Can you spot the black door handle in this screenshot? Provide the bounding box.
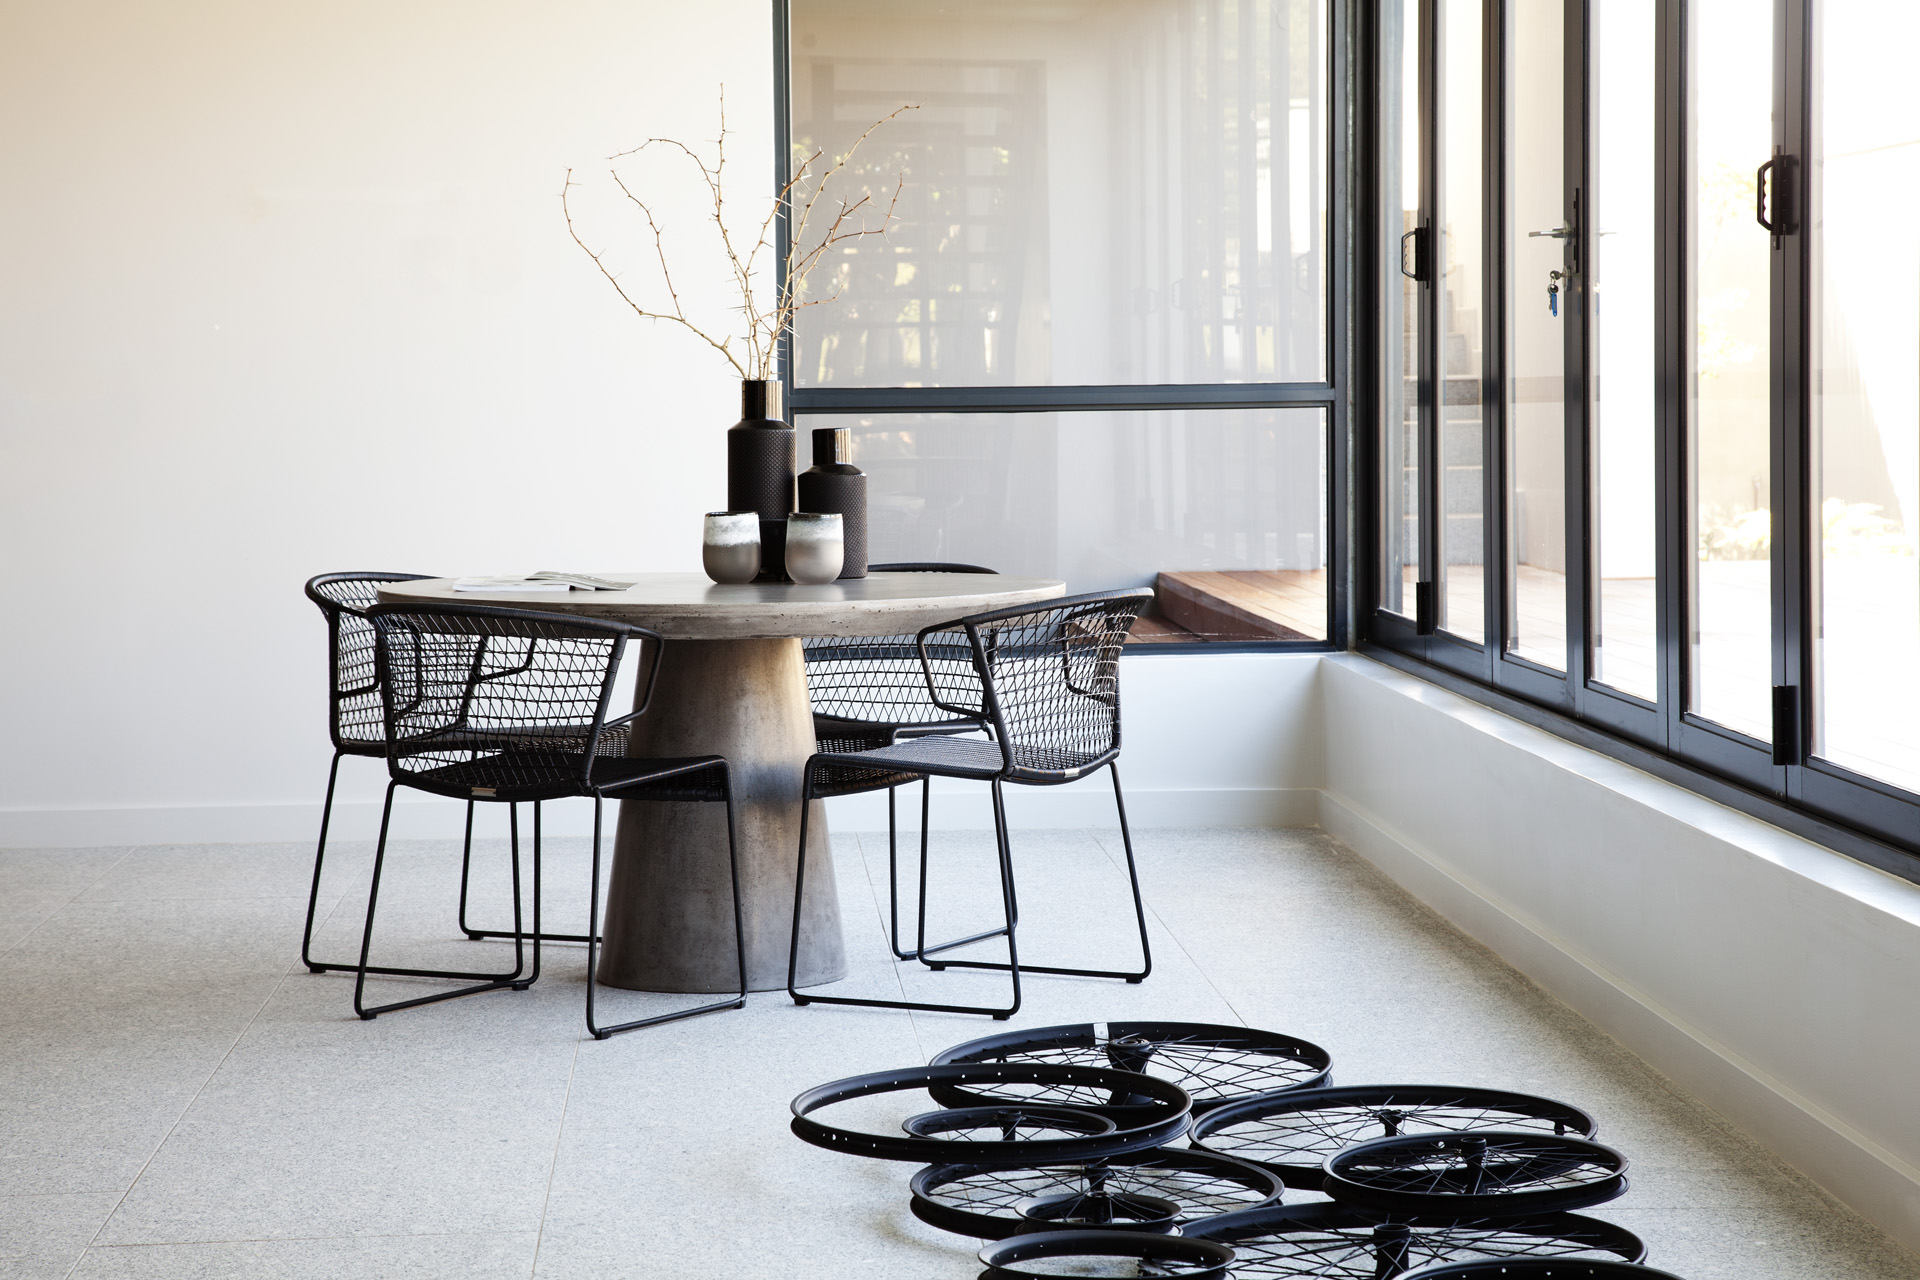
[1756,148,1792,244]
[1400,228,1424,281]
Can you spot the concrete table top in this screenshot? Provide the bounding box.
[376,570,1065,997]
[376,571,1066,640]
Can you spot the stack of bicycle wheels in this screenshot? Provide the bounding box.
[789,1020,1690,1279]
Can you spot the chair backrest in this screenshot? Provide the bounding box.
[365,603,648,794]
[803,563,999,728]
[305,571,435,754]
[923,589,1153,781]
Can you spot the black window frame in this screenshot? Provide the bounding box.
[773,0,1355,654]
[1358,0,1920,879]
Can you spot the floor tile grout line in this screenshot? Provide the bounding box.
[527,1035,583,1278]
[1,846,141,961]
[64,959,297,1279]
[1088,828,1250,1028]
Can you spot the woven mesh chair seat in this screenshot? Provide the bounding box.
[809,735,1115,796]
[395,747,727,804]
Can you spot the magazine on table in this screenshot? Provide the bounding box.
[450,572,628,593]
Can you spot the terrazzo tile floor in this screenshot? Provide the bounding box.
[2,821,1914,1279]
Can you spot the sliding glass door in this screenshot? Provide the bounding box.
[1370,0,1920,859]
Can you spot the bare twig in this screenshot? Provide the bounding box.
[567,89,916,383]
[561,169,746,377]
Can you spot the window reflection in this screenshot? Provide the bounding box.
[1687,0,1773,740]
[1810,0,1920,789]
[790,0,1330,387]
[1378,0,1421,618]
[798,409,1329,641]
[1590,0,1659,700]
[1438,0,1486,644]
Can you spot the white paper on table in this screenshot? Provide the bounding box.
[450,576,573,592]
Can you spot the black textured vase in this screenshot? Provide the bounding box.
[797,426,868,579]
[726,379,795,580]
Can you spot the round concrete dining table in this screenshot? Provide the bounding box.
[377,571,1065,992]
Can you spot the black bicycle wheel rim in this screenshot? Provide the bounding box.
[1396,1262,1686,1280]
[933,1021,1333,1114]
[790,1062,1191,1164]
[1181,1202,1647,1278]
[1323,1132,1630,1215]
[1190,1085,1598,1189]
[976,1228,1235,1279]
[910,1148,1285,1239]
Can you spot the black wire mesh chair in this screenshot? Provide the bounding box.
[803,561,999,961]
[358,602,746,1037]
[302,573,574,972]
[302,572,449,974]
[787,588,1155,1019]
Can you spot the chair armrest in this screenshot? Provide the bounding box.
[915,622,989,723]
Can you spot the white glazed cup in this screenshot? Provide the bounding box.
[703,511,762,585]
[785,512,844,585]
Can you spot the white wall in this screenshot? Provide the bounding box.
[1318,654,1920,1256]
[826,652,1323,834]
[0,1,772,841]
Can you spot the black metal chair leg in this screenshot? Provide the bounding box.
[459,797,599,945]
[301,751,345,973]
[885,784,913,960]
[304,763,527,979]
[1110,761,1153,983]
[926,765,1151,984]
[351,782,529,1020]
[793,767,1019,1019]
[587,784,748,1040]
[457,800,482,940]
[907,778,1011,967]
[511,802,542,990]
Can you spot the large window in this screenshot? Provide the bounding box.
[784,0,1342,644]
[1365,0,1920,863]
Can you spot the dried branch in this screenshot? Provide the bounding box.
[567,88,916,384]
[561,169,746,378]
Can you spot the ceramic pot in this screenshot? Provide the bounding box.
[702,511,762,585]
[785,512,844,585]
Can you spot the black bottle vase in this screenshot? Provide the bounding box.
[797,426,868,579]
[726,380,795,579]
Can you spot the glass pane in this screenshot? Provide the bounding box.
[1379,0,1421,617]
[1589,0,1658,699]
[1504,0,1567,669]
[790,0,1329,388]
[1809,1,1920,789]
[1437,0,1485,642]
[1686,0,1772,740]
[795,409,1329,640]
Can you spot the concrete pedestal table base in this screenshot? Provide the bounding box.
[597,638,844,992]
